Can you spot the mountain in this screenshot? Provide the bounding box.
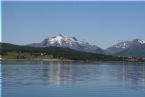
[28,34,106,54]
[106,39,145,54]
[115,44,145,57]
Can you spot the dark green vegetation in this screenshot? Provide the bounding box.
[0,43,144,62]
[116,44,145,57]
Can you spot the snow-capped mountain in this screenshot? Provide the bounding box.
[115,43,145,57]
[106,39,145,54]
[28,34,106,54]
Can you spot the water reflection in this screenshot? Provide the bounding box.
[43,61,74,86]
[2,61,145,89]
[42,61,103,86]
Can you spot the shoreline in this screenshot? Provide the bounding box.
[1,58,145,63]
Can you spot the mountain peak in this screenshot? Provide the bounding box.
[106,38,145,54]
[133,38,145,44]
[29,34,106,54]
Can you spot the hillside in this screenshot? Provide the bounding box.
[0,43,119,61]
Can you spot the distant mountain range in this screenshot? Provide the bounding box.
[115,44,145,57]
[1,34,145,57]
[27,34,145,57]
[1,42,145,62]
[106,39,145,57]
[28,34,106,54]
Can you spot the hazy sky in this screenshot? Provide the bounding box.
[2,1,145,48]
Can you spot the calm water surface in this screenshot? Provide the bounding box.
[2,61,145,97]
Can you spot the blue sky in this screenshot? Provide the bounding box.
[2,1,145,48]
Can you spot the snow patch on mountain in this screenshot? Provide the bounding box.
[111,39,145,49]
[114,42,129,49]
[135,39,145,44]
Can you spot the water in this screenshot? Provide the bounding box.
[2,61,145,97]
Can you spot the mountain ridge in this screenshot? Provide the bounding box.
[106,38,145,54]
[28,34,106,54]
[2,34,145,57]
[28,35,145,57]
[115,43,145,57]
